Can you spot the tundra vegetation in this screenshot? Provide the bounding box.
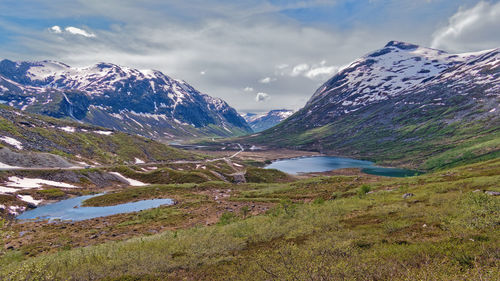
[0,158,498,280]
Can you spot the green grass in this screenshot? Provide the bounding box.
[1,158,498,280]
[116,206,188,228]
[111,166,217,184]
[35,189,66,200]
[244,167,291,183]
[82,184,197,207]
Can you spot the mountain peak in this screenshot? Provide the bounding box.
[384,40,419,50]
[95,62,118,69]
[39,60,70,67]
[308,43,498,111]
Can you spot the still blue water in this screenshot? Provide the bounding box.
[265,156,420,177]
[17,194,174,221]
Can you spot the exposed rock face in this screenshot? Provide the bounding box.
[0,60,251,140]
[0,148,74,168]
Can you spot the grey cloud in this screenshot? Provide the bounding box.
[2,0,494,114]
[6,15,376,113]
[431,1,500,52]
[256,92,270,102]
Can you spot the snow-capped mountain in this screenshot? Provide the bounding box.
[0,60,251,139]
[303,41,499,125]
[248,41,499,168]
[242,109,294,132]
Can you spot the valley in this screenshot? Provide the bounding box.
[0,40,498,281]
[242,41,500,170]
[242,110,295,133]
[0,156,498,280]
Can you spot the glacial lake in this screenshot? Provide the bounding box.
[265,156,420,177]
[17,194,174,222]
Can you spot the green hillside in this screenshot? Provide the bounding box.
[0,105,201,165]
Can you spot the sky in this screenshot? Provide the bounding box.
[0,0,499,114]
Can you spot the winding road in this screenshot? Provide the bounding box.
[0,143,245,171]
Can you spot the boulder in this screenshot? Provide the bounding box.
[485,191,500,196]
[402,193,414,199]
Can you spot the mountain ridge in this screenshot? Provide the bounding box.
[0,59,251,140]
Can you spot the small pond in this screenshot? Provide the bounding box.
[265,156,421,177]
[17,194,174,222]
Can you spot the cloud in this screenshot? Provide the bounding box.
[50,25,62,33]
[200,71,206,75]
[259,77,276,84]
[65,27,96,37]
[431,1,500,52]
[291,63,310,76]
[305,65,339,79]
[277,61,339,80]
[3,0,487,113]
[243,87,254,92]
[49,25,96,37]
[255,92,270,102]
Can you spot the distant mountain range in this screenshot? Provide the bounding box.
[246,41,500,169]
[242,109,294,132]
[0,60,251,140]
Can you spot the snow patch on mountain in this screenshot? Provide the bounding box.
[0,136,23,150]
[0,185,18,194]
[134,158,145,164]
[0,162,19,169]
[59,126,76,133]
[109,172,147,186]
[94,130,113,135]
[307,41,499,118]
[5,176,77,189]
[17,194,43,205]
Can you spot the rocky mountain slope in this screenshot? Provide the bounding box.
[246,41,500,169]
[242,109,294,132]
[0,105,200,167]
[0,60,251,140]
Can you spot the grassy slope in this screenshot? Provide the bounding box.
[246,104,500,171]
[1,158,498,280]
[0,105,200,164]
